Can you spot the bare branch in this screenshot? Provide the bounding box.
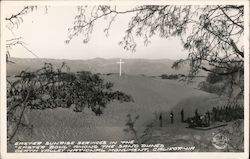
[230,39,244,57]
[218,6,244,30]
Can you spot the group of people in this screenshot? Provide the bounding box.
[190,109,211,127]
[187,105,244,128]
[158,105,244,127]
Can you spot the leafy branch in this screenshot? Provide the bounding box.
[7,63,133,142]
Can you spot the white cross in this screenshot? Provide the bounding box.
[116,58,124,76]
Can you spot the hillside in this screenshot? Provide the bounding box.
[7,57,193,76]
[13,74,219,143]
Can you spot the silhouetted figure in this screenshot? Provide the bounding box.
[195,109,199,118]
[170,112,174,124]
[159,113,163,127]
[212,107,217,122]
[200,115,206,127]
[205,111,210,126]
[194,109,199,123]
[29,125,34,137]
[181,109,184,122]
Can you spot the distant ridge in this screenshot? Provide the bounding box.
[7,57,191,76]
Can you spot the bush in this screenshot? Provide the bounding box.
[7,63,133,142]
[161,74,184,80]
[198,81,225,95]
[206,71,224,84]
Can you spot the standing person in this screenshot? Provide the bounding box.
[195,109,199,118]
[170,111,174,124]
[212,107,217,122]
[181,109,184,122]
[205,111,210,126]
[207,111,210,125]
[159,113,163,127]
[195,109,199,122]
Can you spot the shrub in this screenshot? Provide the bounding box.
[7,63,133,142]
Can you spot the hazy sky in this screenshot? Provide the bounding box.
[6,6,188,60]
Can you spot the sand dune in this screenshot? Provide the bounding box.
[17,74,218,142]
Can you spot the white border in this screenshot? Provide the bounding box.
[1,1,249,159]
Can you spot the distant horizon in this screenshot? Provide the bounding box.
[9,56,181,61]
[7,55,194,77]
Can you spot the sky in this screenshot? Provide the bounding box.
[6,6,188,60]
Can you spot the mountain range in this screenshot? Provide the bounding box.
[7,57,192,76]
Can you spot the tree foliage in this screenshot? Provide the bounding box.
[66,5,244,73]
[5,5,245,80]
[7,63,133,142]
[65,5,244,100]
[206,68,225,84]
[5,5,245,83]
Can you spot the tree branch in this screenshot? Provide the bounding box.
[230,39,244,58]
[8,90,30,142]
[218,6,244,30]
[5,6,29,21]
[200,66,241,75]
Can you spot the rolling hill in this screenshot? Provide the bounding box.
[7,57,194,76]
[7,57,218,152]
[12,74,219,144]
